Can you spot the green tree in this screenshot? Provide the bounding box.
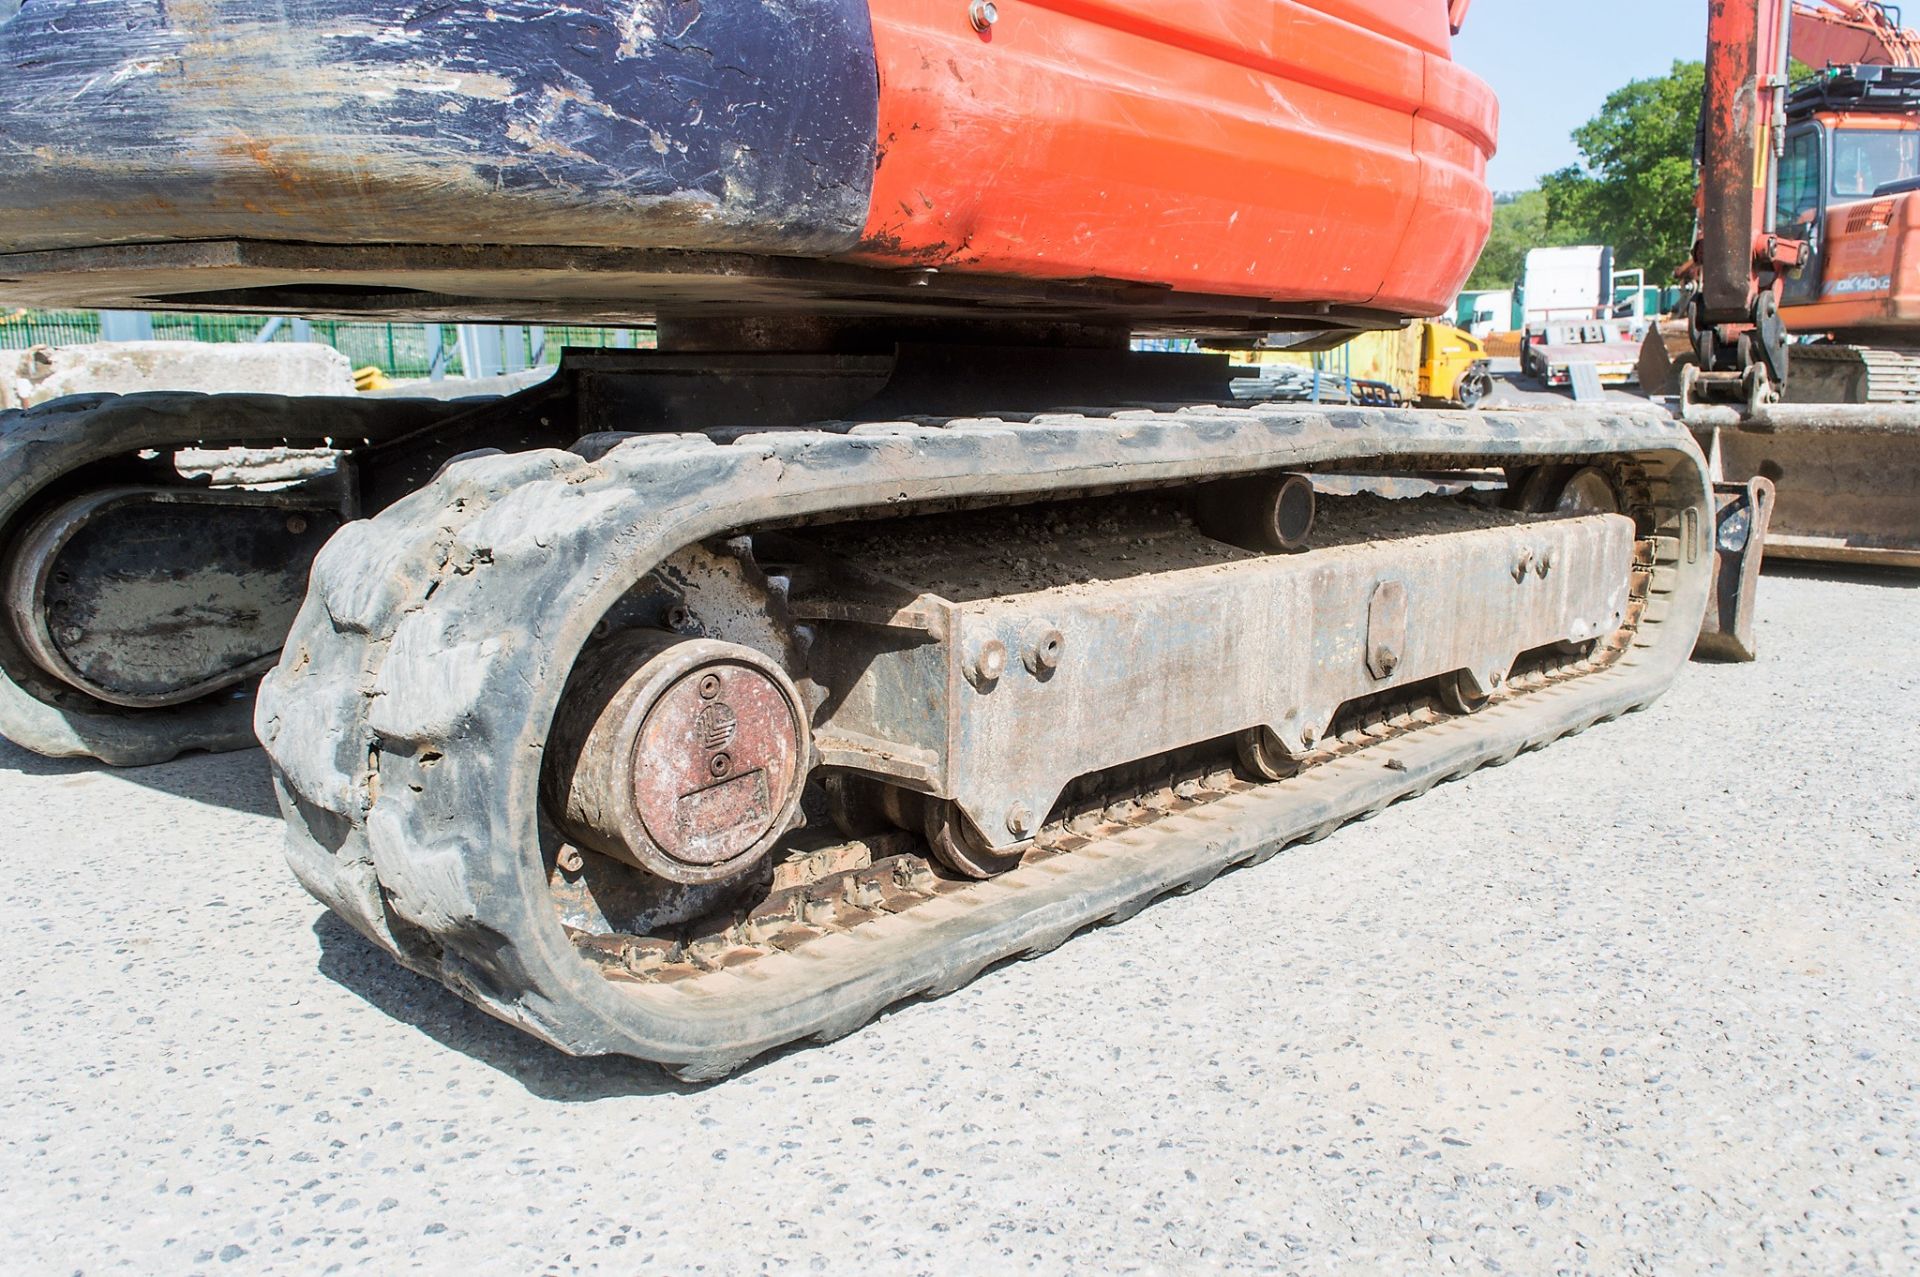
[1467,190,1581,289]
[1539,59,1705,278]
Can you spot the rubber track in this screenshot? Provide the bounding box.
[0,392,468,764]
[258,402,1712,1079]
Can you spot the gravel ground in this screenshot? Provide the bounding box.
[2,564,1915,1275]
[1482,360,1654,410]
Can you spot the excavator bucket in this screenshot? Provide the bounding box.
[1637,320,1695,396]
[1643,324,1917,572]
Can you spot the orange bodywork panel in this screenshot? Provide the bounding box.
[851,0,1498,317]
[1786,192,1920,333]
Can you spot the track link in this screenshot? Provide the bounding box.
[258,402,1712,1078]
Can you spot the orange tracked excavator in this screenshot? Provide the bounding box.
[0,1,1769,1075]
[1656,0,1920,566]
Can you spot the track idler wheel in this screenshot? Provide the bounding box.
[1507,464,1620,516]
[544,630,809,885]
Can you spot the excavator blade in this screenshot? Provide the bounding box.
[1686,403,1920,569]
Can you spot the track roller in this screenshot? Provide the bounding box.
[1196,472,1316,552]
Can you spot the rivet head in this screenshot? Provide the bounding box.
[968,0,998,31]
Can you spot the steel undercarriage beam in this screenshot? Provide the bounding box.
[802,506,1636,852]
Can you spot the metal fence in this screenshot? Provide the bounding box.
[0,309,655,379]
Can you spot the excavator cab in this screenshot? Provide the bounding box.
[1775,67,1920,319]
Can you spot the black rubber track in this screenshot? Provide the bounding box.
[258,403,1713,1079]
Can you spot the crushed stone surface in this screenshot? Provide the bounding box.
[0,565,1914,1274]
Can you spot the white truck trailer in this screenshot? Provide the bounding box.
[1518,245,1650,389]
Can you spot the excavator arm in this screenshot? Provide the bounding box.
[1681,0,1810,658]
[1791,0,1920,67]
[1689,0,1918,410]
[1689,0,1806,410]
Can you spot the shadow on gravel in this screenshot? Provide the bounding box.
[1762,560,1919,589]
[313,911,703,1102]
[0,735,280,817]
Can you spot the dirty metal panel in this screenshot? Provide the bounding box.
[811,512,1637,849]
[0,1,877,258]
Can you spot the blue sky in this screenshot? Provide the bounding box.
[1453,0,1709,192]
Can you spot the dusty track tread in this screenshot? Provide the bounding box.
[259,401,1710,1076]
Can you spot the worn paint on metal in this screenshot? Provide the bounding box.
[800,499,1635,850]
[0,0,878,256]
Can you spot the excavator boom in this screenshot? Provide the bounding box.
[1792,0,1920,67]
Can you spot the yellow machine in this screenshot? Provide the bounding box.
[1417,321,1495,407]
[1227,319,1493,408]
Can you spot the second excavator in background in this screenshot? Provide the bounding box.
[1653,0,1920,566]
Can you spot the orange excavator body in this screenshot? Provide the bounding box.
[856,0,1497,317]
[0,1,1498,339]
